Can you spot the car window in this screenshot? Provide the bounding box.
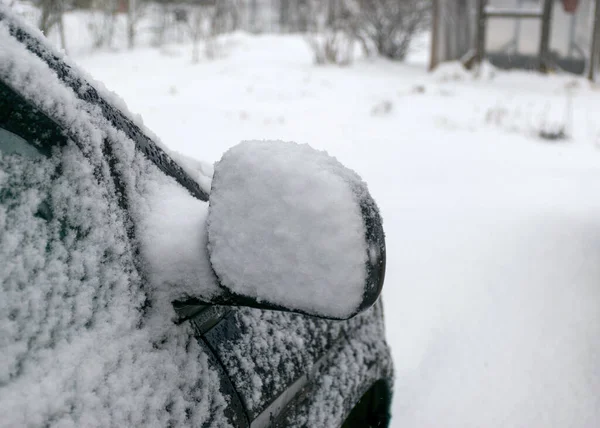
[0,127,44,159]
[0,125,52,224]
[0,76,231,427]
[0,21,233,424]
[0,88,145,426]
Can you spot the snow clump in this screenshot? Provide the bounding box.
[207,140,373,319]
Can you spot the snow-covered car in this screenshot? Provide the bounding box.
[0,7,392,428]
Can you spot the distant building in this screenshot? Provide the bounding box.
[430,0,600,80]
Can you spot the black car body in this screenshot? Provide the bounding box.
[0,7,393,427]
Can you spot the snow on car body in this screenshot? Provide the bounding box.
[0,7,392,428]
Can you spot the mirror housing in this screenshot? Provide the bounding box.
[206,140,385,320]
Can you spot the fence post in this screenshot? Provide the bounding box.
[429,0,440,71]
[475,0,486,65]
[539,0,554,72]
[589,0,600,81]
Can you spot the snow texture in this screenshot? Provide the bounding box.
[0,17,230,428]
[208,140,370,319]
[281,300,392,427]
[209,307,343,416]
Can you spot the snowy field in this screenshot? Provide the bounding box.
[57,25,600,427]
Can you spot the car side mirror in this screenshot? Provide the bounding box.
[206,141,385,320]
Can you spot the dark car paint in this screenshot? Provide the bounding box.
[202,308,343,422]
[0,11,393,427]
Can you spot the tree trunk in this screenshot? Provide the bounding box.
[38,0,52,34]
[58,12,67,53]
[249,0,258,32]
[279,0,289,32]
[127,0,136,49]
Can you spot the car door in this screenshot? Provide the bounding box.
[0,22,237,427]
[198,305,345,426]
[198,298,392,428]
[0,75,143,426]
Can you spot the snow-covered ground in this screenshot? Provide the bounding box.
[68,31,600,427]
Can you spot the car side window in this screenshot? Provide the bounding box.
[0,127,45,159]
[0,77,236,425]
[0,125,53,224]
[0,84,141,416]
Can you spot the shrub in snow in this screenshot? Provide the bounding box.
[538,125,567,141]
[306,30,355,65]
[304,0,429,63]
[371,99,393,116]
[354,0,430,61]
[537,99,570,142]
[305,0,357,65]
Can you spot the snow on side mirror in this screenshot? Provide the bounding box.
[207,140,385,320]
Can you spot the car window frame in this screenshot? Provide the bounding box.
[0,80,68,157]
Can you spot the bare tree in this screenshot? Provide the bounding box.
[87,0,118,49]
[213,0,240,34]
[127,0,148,49]
[305,0,358,65]
[296,0,310,32]
[246,0,257,32]
[187,2,218,62]
[279,0,309,32]
[184,0,240,62]
[151,1,175,47]
[36,0,68,52]
[279,0,290,32]
[228,0,241,31]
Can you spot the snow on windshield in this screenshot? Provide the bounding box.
[0,18,229,428]
[207,140,374,319]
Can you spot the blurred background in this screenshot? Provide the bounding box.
[5,0,600,426]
